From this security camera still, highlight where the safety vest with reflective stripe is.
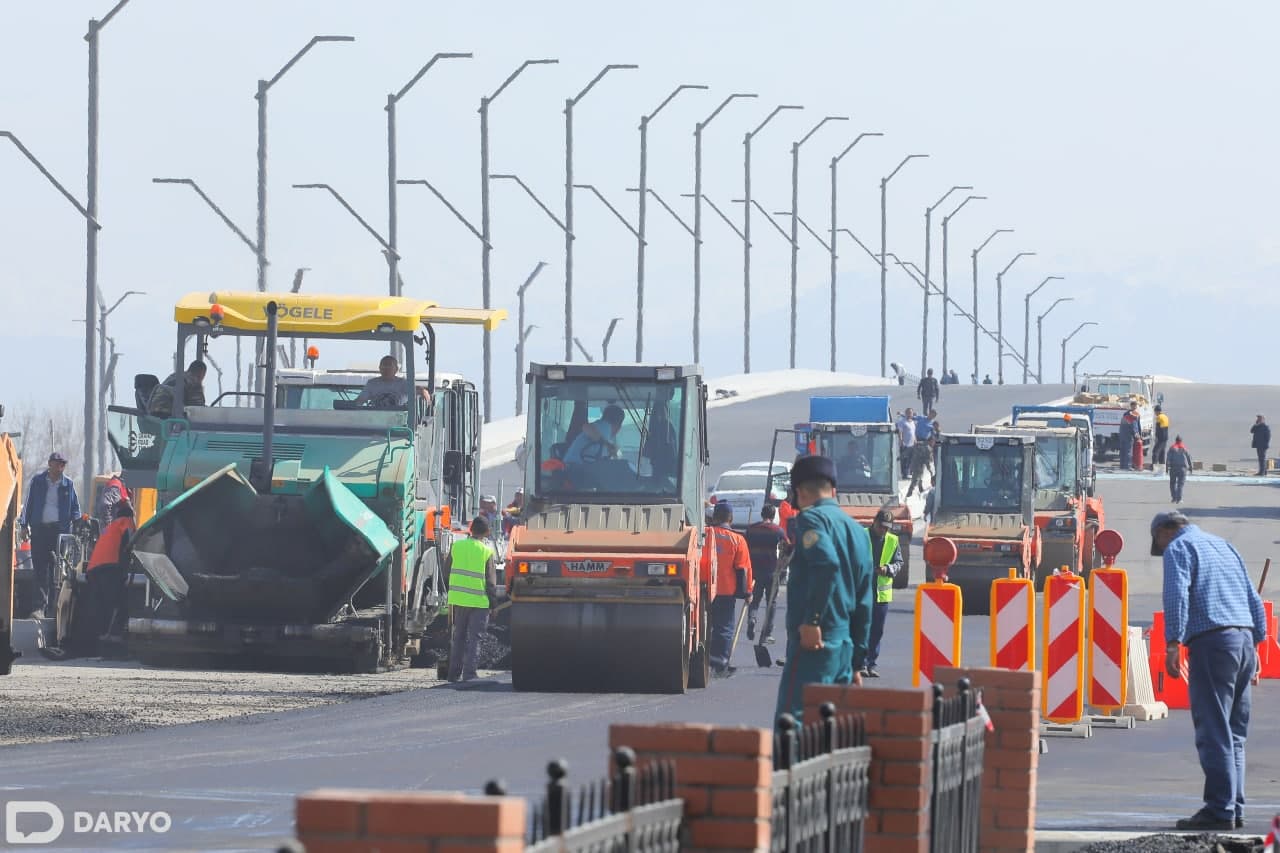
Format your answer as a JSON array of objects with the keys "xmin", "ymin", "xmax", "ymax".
[
  {"xmin": 875, "ymin": 531, "xmax": 899, "ymax": 604},
  {"xmin": 448, "ymin": 536, "xmax": 494, "ymax": 609}
]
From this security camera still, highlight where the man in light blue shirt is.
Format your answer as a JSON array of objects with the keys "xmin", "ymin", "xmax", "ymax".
[
  {"xmin": 1153, "ymin": 511, "xmax": 1267, "ymax": 832},
  {"xmin": 563, "ymin": 405, "xmax": 625, "ymax": 465}
]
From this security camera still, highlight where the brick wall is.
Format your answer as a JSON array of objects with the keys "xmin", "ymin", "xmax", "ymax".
[
  {"xmin": 608, "ymin": 723, "xmax": 772, "ymax": 853},
  {"xmin": 935, "ymin": 666, "xmax": 1041, "ymax": 853},
  {"xmin": 294, "ymin": 789, "xmax": 526, "ymax": 853},
  {"xmin": 804, "ymin": 684, "xmax": 932, "ymax": 853}
]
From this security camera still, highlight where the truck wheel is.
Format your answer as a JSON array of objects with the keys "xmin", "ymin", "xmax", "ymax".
[
  {"xmin": 659, "ymin": 606, "xmax": 690, "ymax": 694},
  {"xmin": 893, "ymin": 546, "xmax": 910, "ymax": 589},
  {"xmin": 960, "ymin": 585, "xmax": 991, "ymax": 616},
  {"xmin": 689, "ymin": 598, "xmax": 710, "ymax": 689}
]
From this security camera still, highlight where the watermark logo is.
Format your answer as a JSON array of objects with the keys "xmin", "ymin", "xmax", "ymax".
[{"xmin": 5, "ymin": 801, "xmax": 171, "ymax": 845}]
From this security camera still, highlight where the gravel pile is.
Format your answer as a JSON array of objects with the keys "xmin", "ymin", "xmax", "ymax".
[{"xmin": 1079, "ymin": 834, "xmax": 1265, "ymax": 853}]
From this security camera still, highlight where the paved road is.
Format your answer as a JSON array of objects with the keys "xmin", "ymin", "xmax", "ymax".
[{"xmin": 6, "ymin": 381, "xmax": 1279, "ymax": 850}]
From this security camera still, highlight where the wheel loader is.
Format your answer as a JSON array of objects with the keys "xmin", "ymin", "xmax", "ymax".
[
  {"xmin": 105, "ymin": 292, "xmax": 504, "ymax": 671},
  {"xmin": 506, "ymin": 363, "xmax": 712, "ymax": 693}
]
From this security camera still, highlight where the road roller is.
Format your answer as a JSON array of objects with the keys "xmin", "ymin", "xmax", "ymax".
[{"xmin": 506, "ymin": 363, "xmax": 713, "ymax": 693}]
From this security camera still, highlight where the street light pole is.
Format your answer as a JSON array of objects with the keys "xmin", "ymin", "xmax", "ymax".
[
  {"xmin": 1021, "ymin": 275, "xmax": 1063, "ymax": 383},
  {"xmin": 637, "ymin": 83, "xmax": 706, "ymax": 361},
  {"xmin": 939, "ymin": 194, "xmax": 984, "ymax": 377},
  {"xmin": 255, "ymin": 35, "xmax": 354, "ymax": 392},
  {"xmin": 694, "ymin": 93, "xmax": 757, "ymax": 364},
  {"xmin": 1072, "ymin": 344, "xmax": 1108, "ymax": 387},
  {"xmin": 478, "ymin": 58, "xmax": 556, "ymax": 417},
  {"xmin": 601, "ymin": 318, "xmax": 622, "ymax": 362},
  {"xmin": 922, "ymin": 185, "xmax": 972, "ymax": 377},
  {"xmin": 995, "ymin": 251, "xmax": 1035, "ymax": 384},
  {"xmin": 1036, "ymin": 296, "xmax": 1073, "ymax": 384},
  {"xmin": 970, "ymin": 228, "xmax": 1011, "ymax": 382},
  {"xmin": 785, "ymin": 115, "xmax": 847, "ymax": 369},
  {"xmin": 1061, "ymin": 321, "xmax": 1098, "ymax": 384},
  {"xmin": 879, "ymin": 154, "xmax": 929, "ymax": 376},
  {"xmin": 515, "ymin": 262, "xmax": 547, "ymax": 416},
  {"xmin": 97, "ymin": 289, "xmax": 143, "ymax": 467},
  {"xmin": 742, "ymin": 104, "xmax": 803, "ymax": 373},
  {"xmin": 827, "ymin": 131, "xmax": 882, "ymax": 372},
  {"xmin": 565, "ymin": 64, "xmax": 638, "ymax": 361}
]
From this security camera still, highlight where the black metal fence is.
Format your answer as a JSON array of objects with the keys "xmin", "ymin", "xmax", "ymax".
[
  {"xmin": 770, "ymin": 702, "xmax": 872, "ymax": 853},
  {"xmin": 929, "ymin": 678, "xmax": 986, "ymax": 853},
  {"xmin": 507, "ymin": 748, "xmax": 683, "ymax": 853}
]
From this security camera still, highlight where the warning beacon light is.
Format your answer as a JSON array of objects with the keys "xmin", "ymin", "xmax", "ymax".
[
  {"xmin": 209, "ymin": 303, "xmax": 225, "ymax": 325},
  {"xmin": 306, "ymin": 345, "xmax": 320, "ymax": 368},
  {"xmin": 923, "ymin": 536, "xmax": 959, "ymax": 584},
  {"xmin": 1093, "ymin": 528, "xmax": 1124, "ymax": 568}
]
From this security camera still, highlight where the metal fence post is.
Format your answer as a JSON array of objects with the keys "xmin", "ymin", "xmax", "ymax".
[
  {"xmin": 546, "ymin": 759, "xmax": 569, "ymax": 836},
  {"xmin": 613, "ymin": 747, "xmax": 636, "ymax": 813}
]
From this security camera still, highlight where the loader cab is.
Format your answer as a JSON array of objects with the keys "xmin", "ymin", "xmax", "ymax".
[
  {"xmin": 524, "ymin": 363, "xmax": 709, "ymax": 526},
  {"xmin": 973, "ymin": 425, "xmax": 1080, "ymax": 511},
  {"xmin": 808, "ymin": 423, "xmax": 899, "ymax": 494},
  {"xmin": 934, "ymin": 434, "xmax": 1035, "ymax": 520},
  {"xmin": 1011, "ymin": 406, "xmax": 1098, "ymax": 497}
]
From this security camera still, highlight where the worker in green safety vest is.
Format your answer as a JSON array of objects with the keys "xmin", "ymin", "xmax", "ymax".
[
  {"xmin": 446, "ymin": 516, "xmax": 498, "ymax": 683},
  {"xmin": 862, "ymin": 508, "xmax": 903, "ymax": 679}
]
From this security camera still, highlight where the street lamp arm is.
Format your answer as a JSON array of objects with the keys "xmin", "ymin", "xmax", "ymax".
[
  {"xmin": 489, "ymin": 58, "xmax": 559, "ymax": 102},
  {"xmin": 700, "ymin": 93, "xmax": 758, "ymax": 129},
  {"xmin": 999, "ymin": 251, "xmax": 1036, "ymax": 276},
  {"xmin": 737, "ymin": 199, "xmax": 794, "ymax": 245},
  {"xmin": 492, "ymin": 174, "xmax": 570, "ymax": 233},
  {"xmin": 293, "ymin": 183, "xmax": 398, "ymax": 257},
  {"xmin": 928, "ymin": 185, "xmax": 974, "ymax": 213},
  {"xmin": 630, "ymin": 188, "xmax": 694, "ymax": 237},
  {"xmin": 645, "ymin": 84, "xmax": 708, "ymax": 121},
  {"xmin": 2, "ymin": 132, "xmax": 100, "ymax": 227},
  {"xmin": 1064, "ymin": 321, "xmax": 1098, "ymax": 345},
  {"xmin": 886, "ymin": 153, "xmax": 928, "ymax": 183},
  {"xmin": 833, "ymin": 131, "xmax": 884, "ymax": 164},
  {"xmin": 574, "ymin": 184, "xmax": 642, "ymax": 240},
  {"xmin": 688, "ymin": 193, "xmax": 746, "ymax": 242},
  {"xmin": 265, "ymin": 36, "xmax": 355, "ymax": 90},
  {"xmin": 105, "ymin": 289, "xmax": 144, "ymax": 317},
  {"xmin": 797, "ymin": 115, "xmax": 848, "ymax": 147},
  {"xmin": 397, "ymin": 178, "xmax": 490, "ymax": 246},
  {"xmin": 975, "ymin": 227, "xmax": 1013, "ymax": 255},
  {"xmin": 942, "ymin": 194, "xmax": 986, "ymax": 224},
  {"xmin": 153, "ymin": 177, "xmax": 258, "ymax": 254},
  {"xmin": 775, "ymin": 211, "xmax": 831, "ymax": 252},
  {"xmin": 516, "ymin": 261, "xmax": 548, "ymax": 297},
  {"xmin": 1027, "ymin": 274, "xmax": 1065, "ymax": 301},
  {"xmin": 91, "ymin": 0, "xmax": 133, "ymax": 34},
  {"xmin": 838, "ymin": 228, "xmax": 882, "ymax": 266},
  {"xmin": 394, "ymin": 52, "xmax": 472, "ymax": 103},
  {"xmin": 749, "ymin": 104, "xmax": 804, "ymax": 137},
  {"xmin": 1039, "ymin": 296, "xmax": 1074, "ymax": 321},
  {"xmin": 572, "ymin": 64, "xmax": 638, "ymax": 105}
]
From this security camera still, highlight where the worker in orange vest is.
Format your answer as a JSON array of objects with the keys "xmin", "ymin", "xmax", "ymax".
[
  {"xmin": 701, "ymin": 502, "xmax": 752, "ymax": 676},
  {"xmin": 56, "ymin": 501, "xmax": 136, "ymax": 658}
]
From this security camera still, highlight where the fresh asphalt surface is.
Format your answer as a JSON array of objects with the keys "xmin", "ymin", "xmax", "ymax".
[{"xmin": 5, "ymin": 381, "xmax": 1280, "ymax": 850}]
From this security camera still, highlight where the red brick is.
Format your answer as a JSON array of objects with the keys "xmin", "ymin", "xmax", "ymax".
[
  {"xmin": 676, "ymin": 785, "xmax": 709, "ymax": 816},
  {"xmin": 868, "ymin": 736, "xmax": 930, "ymax": 762},
  {"xmin": 710, "ymin": 727, "xmax": 772, "ymax": 757},
  {"xmin": 365, "ymin": 796, "xmax": 524, "ymax": 839},
  {"xmin": 987, "ymin": 747, "xmax": 1039, "ymax": 770},
  {"xmin": 996, "ymin": 768, "xmax": 1037, "ymax": 790},
  {"xmin": 436, "ymin": 842, "xmax": 524, "ymax": 853},
  {"xmin": 709, "ymin": 788, "xmax": 772, "ymax": 818},
  {"xmin": 981, "ymin": 827, "xmax": 1035, "ymax": 849},
  {"xmin": 880, "ymin": 711, "xmax": 930, "ymax": 737},
  {"xmin": 983, "ymin": 686, "xmax": 1041, "ymax": 711},
  {"xmin": 987, "ymin": 709, "xmax": 1040, "ymax": 732},
  {"xmin": 998, "ymin": 729, "xmax": 1038, "ymax": 750},
  {"xmin": 609, "ymin": 723, "xmax": 712, "ymax": 754},
  {"xmin": 841, "ymin": 685, "xmax": 932, "ymax": 712},
  {"xmin": 984, "ymin": 786, "xmax": 1034, "ymax": 810},
  {"xmin": 802, "ymin": 684, "xmax": 851, "ymax": 708},
  {"xmin": 996, "ymin": 805, "xmax": 1035, "ymax": 830},
  {"xmin": 297, "ymin": 794, "xmax": 367, "ymax": 835},
  {"xmin": 935, "ymin": 665, "xmax": 1040, "ymax": 692},
  {"xmin": 688, "ymin": 817, "xmax": 770, "ymax": 849},
  {"xmin": 880, "ymin": 760, "xmax": 930, "ymax": 786},
  {"xmin": 870, "ymin": 784, "xmax": 929, "ymax": 811},
  {"xmin": 865, "ymin": 837, "xmax": 928, "ymax": 853},
  {"xmin": 670, "ymin": 755, "xmax": 772, "ymax": 786},
  {"xmin": 299, "ymin": 840, "xmax": 422, "ymax": 853},
  {"xmin": 879, "ymin": 809, "xmax": 929, "ymax": 835}
]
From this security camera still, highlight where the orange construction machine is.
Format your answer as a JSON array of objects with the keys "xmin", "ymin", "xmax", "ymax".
[
  {"xmin": 506, "ymin": 363, "xmax": 713, "ymax": 693},
  {"xmin": 924, "ymin": 433, "xmax": 1041, "ymax": 614},
  {"xmin": 1, "ymin": 404, "xmax": 21, "ymax": 675}
]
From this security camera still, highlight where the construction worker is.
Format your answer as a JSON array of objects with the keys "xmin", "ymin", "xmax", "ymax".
[
  {"xmin": 445, "ymin": 516, "xmax": 498, "ymax": 683},
  {"xmin": 564, "ymin": 404, "xmax": 625, "ymax": 464},
  {"xmin": 17, "ymin": 451, "xmax": 82, "ymax": 618},
  {"xmin": 502, "ymin": 489, "xmax": 524, "ymax": 537},
  {"xmin": 58, "ymin": 500, "xmax": 136, "ymax": 658},
  {"xmin": 1153, "ymin": 511, "xmax": 1266, "ymax": 831},
  {"xmin": 895, "ymin": 408, "xmax": 916, "ymax": 479},
  {"xmin": 917, "ymin": 368, "xmax": 940, "ymax": 414},
  {"xmin": 1152, "ymin": 405, "xmax": 1170, "ymax": 469},
  {"xmin": 744, "ymin": 504, "xmax": 789, "ymax": 644},
  {"xmin": 1118, "ymin": 402, "xmax": 1139, "ymax": 470},
  {"xmin": 1250, "ymin": 415, "xmax": 1270, "ymax": 476},
  {"xmin": 148, "ymin": 360, "xmax": 207, "ymax": 417},
  {"xmin": 982, "ymin": 374, "xmax": 993, "ymax": 385},
  {"xmin": 862, "ymin": 508, "xmax": 902, "ymax": 678},
  {"xmin": 1167, "ymin": 435, "xmax": 1192, "ymax": 504},
  {"xmin": 775, "ymin": 456, "xmax": 874, "ymax": 721},
  {"xmin": 94, "ymin": 472, "xmax": 128, "ymax": 525},
  {"xmin": 702, "ymin": 502, "xmax": 752, "ymax": 676}
]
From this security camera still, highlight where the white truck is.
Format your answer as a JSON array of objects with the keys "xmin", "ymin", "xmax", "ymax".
[{"xmin": 1072, "ymin": 374, "xmax": 1162, "ymax": 460}]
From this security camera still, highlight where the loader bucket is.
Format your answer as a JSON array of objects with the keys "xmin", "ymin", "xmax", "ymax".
[
  {"xmin": 509, "ymin": 580, "xmax": 689, "ymax": 694},
  {"xmin": 130, "ymin": 464, "xmax": 397, "ymax": 624}
]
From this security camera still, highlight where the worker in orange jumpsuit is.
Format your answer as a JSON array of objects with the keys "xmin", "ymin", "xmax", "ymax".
[{"xmin": 701, "ymin": 501, "xmax": 752, "ymax": 676}]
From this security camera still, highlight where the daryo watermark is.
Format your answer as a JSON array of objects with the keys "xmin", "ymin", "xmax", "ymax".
[{"xmin": 5, "ymin": 801, "xmax": 171, "ymax": 845}]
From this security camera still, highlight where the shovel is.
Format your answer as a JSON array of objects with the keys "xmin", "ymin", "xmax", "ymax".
[{"xmin": 754, "ymin": 550, "xmax": 791, "ymax": 667}]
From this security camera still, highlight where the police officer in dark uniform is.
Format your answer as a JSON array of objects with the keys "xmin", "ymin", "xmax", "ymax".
[{"xmin": 775, "ymin": 456, "xmax": 875, "ymax": 721}]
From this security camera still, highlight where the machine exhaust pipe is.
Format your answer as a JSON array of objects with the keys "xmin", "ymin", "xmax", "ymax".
[{"xmin": 254, "ymin": 300, "xmax": 279, "ymax": 493}]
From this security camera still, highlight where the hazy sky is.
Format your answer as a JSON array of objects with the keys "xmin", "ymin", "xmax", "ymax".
[{"xmin": 3, "ymin": 1, "xmax": 1278, "ymax": 420}]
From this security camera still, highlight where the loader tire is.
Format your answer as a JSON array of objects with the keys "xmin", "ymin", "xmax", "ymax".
[{"xmin": 689, "ymin": 599, "xmax": 710, "ymax": 689}]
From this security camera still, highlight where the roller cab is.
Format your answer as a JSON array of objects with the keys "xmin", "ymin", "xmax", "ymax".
[{"xmin": 508, "ymin": 363, "xmax": 710, "ymax": 693}]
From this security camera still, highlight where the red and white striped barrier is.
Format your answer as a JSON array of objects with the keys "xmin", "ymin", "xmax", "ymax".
[
  {"xmin": 914, "ymin": 538, "xmax": 963, "ymax": 687},
  {"xmin": 1088, "ymin": 566, "xmax": 1129, "ymax": 711},
  {"xmin": 1043, "ymin": 569, "xmax": 1087, "ymax": 725},
  {"xmin": 990, "ymin": 568, "xmax": 1034, "ymax": 671}
]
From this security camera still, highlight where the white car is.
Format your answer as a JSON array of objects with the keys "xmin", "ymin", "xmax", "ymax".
[{"xmin": 709, "ymin": 463, "xmax": 790, "ymax": 527}]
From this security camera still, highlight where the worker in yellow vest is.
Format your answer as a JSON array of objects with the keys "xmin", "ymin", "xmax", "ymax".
[
  {"xmin": 446, "ymin": 516, "xmax": 498, "ymax": 683},
  {"xmin": 862, "ymin": 508, "xmax": 903, "ymax": 678}
]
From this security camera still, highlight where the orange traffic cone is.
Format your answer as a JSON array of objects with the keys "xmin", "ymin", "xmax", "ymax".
[{"xmin": 1148, "ymin": 612, "xmax": 1190, "ymax": 709}]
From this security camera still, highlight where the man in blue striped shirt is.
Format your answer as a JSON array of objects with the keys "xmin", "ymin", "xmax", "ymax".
[{"xmin": 1153, "ymin": 511, "xmax": 1267, "ymax": 831}]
